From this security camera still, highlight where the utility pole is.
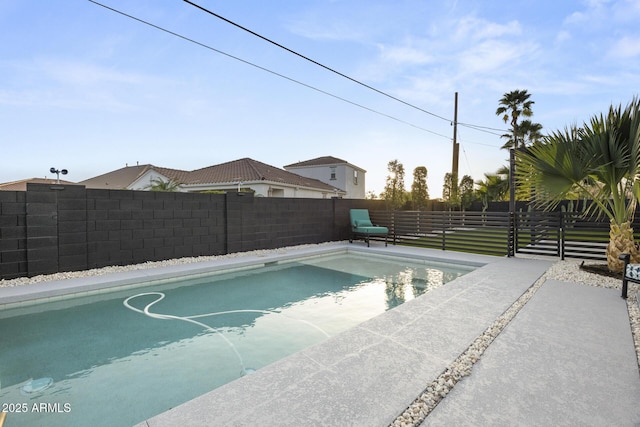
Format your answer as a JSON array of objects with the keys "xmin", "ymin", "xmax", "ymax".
[{"xmin": 451, "ymin": 92, "xmax": 459, "ymax": 208}]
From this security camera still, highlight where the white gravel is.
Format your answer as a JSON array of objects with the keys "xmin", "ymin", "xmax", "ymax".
[{"xmin": 0, "ymin": 242, "xmax": 337, "ymax": 288}]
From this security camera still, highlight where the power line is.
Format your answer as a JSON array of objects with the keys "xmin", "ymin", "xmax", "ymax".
[
  {"xmin": 183, "ymin": 0, "xmax": 512, "ymax": 138},
  {"xmin": 458, "ymin": 122, "xmax": 507, "ymax": 136},
  {"xmin": 88, "ymin": 0, "xmax": 452, "ymax": 140},
  {"xmin": 183, "ymin": 0, "xmax": 453, "ymax": 123},
  {"xmin": 460, "ymin": 143, "xmax": 474, "ymax": 177},
  {"xmin": 458, "ymin": 136, "xmax": 503, "ymax": 148},
  {"xmin": 92, "ymin": 0, "xmax": 506, "ymax": 144}
]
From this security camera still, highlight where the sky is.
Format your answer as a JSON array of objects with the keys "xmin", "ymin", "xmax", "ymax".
[{"xmin": 2, "ymin": 0, "xmax": 639, "ymax": 198}]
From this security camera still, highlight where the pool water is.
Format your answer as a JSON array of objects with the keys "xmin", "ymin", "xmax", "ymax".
[{"xmin": 0, "ymin": 252, "xmax": 474, "ymax": 426}]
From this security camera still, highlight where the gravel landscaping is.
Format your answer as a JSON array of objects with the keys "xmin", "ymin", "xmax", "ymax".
[{"xmin": 0, "ymin": 243, "xmax": 337, "ymax": 288}]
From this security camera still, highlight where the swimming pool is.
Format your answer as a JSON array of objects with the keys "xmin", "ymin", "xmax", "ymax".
[{"xmin": 0, "ymin": 250, "xmax": 475, "ymax": 427}]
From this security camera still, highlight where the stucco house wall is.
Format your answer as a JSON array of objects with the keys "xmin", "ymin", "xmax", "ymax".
[
  {"xmin": 285, "ymin": 161, "xmax": 366, "ymax": 199},
  {"xmin": 79, "ymin": 158, "xmax": 348, "ymax": 198},
  {"xmin": 129, "ymin": 170, "xmax": 179, "ymax": 191}
]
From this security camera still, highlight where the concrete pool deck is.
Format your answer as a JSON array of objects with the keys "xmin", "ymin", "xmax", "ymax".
[
  {"xmin": 423, "ymin": 277, "xmax": 640, "ymax": 426},
  {"xmin": 2, "ymin": 242, "xmax": 639, "ymax": 426},
  {"xmin": 134, "ymin": 245, "xmax": 640, "ymax": 427}
]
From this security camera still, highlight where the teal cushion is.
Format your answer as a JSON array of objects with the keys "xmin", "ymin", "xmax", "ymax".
[
  {"xmin": 355, "ymin": 219, "xmax": 373, "ymax": 227},
  {"xmin": 355, "ymin": 226, "xmax": 388, "ymax": 234}
]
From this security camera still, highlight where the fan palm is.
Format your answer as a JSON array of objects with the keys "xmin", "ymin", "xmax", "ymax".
[
  {"xmin": 475, "ymin": 167, "xmax": 510, "ymax": 202},
  {"xmin": 146, "ymin": 177, "xmax": 181, "ymax": 192},
  {"xmin": 500, "ymin": 120, "xmax": 543, "ymax": 150},
  {"xmin": 496, "ymin": 89, "xmax": 534, "ymax": 149},
  {"xmin": 517, "ymin": 98, "xmax": 640, "ymax": 271}
]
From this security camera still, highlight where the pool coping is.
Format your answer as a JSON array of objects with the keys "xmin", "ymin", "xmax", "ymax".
[
  {"xmin": 1, "ymin": 243, "xmax": 550, "ymax": 426},
  {"xmin": 0, "ymin": 242, "xmax": 490, "ymax": 308}
]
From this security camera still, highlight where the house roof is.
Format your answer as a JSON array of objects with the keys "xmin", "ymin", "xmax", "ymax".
[
  {"xmin": 79, "ymin": 164, "xmax": 150, "ymax": 189},
  {"xmin": 79, "ymin": 164, "xmax": 191, "ymax": 189},
  {"xmin": 0, "ymin": 177, "xmax": 77, "ymax": 191},
  {"xmin": 80, "ymin": 158, "xmax": 344, "ymax": 193},
  {"xmin": 283, "ymin": 156, "xmax": 366, "ymax": 172},
  {"xmin": 187, "ymin": 158, "xmax": 340, "ymax": 191},
  {"xmin": 284, "ymin": 156, "xmax": 348, "ymax": 168}
]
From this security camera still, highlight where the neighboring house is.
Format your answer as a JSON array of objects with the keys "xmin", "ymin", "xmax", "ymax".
[
  {"xmin": 80, "ymin": 164, "xmax": 191, "ymax": 191},
  {"xmin": 79, "ymin": 158, "xmax": 346, "ymax": 198},
  {"xmin": 0, "ymin": 177, "xmax": 77, "ymax": 191},
  {"xmin": 283, "ymin": 156, "xmax": 366, "ymax": 199}
]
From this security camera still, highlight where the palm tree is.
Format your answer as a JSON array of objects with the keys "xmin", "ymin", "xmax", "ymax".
[
  {"xmin": 146, "ymin": 177, "xmax": 181, "ymax": 192},
  {"xmin": 496, "ymin": 89, "xmax": 535, "ymax": 150},
  {"xmin": 517, "ymin": 98, "xmax": 640, "ymax": 272},
  {"xmin": 475, "ymin": 167, "xmax": 510, "ymax": 202},
  {"xmin": 500, "ymin": 120, "xmax": 543, "ymax": 150}
]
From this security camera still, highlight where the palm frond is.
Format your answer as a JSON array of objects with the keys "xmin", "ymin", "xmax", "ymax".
[{"xmin": 520, "ymin": 97, "xmax": 640, "ymax": 225}]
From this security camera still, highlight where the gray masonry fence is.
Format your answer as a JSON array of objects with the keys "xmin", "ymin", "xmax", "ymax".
[
  {"xmin": 0, "ymin": 184, "xmax": 384, "ymax": 279},
  {"xmin": 1, "ymin": 183, "xmax": 637, "ymax": 280}
]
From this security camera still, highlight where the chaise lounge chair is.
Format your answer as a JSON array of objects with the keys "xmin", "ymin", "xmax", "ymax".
[{"xmin": 349, "ymin": 209, "xmax": 389, "ymax": 247}]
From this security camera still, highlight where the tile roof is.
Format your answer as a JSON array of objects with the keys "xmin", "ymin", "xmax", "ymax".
[
  {"xmin": 0, "ymin": 178, "xmax": 77, "ymax": 191},
  {"xmin": 187, "ymin": 158, "xmax": 341, "ymax": 191},
  {"xmin": 79, "ymin": 158, "xmax": 343, "ymax": 192},
  {"xmin": 283, "ymin": 156, "xmax": 349, "ymax": 168},
  {"xmin": 79, "ymin": 164, "xmax": 151, "ymax": 189},
  {"xmin": 78, "ymin": 164, "xmax": 192, "ymax": 189}
]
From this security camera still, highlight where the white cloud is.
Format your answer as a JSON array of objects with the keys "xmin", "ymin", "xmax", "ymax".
[
  {"xmin": 609, "ymin": 35, "xmax": 640, "ymax": 58},
  {"xmin": 457, "ymin": 39, "xmax": 537, "ymax": 75},
  {"xmin": 555, "ymin": 30, "xmax": 572, "ymax": 43},
  {"xmin": 286, "ymin": 21, "xmax": 365, "ymax": 42},
  {"xmin": 558, "ymin": 1, "xmax": 640, "ymax": 64},
  {"xmin": 0, "ymin": 58, "xmax": 173, "ymax": 112},
  {"xmin": 38, "ymin": 59, "xmax": 146, "ymax": 86},
  {"xmin": 355, "ymin": 10, "xmax": 542, "ymax": 113},
  {"xmin": 562, "ymin": 0, "xmax": 638, "ymax": 27},
  {"xmin": 377, "ymin": 45, "xmax": 432, "ymax": 65},
  {"xmin": 453, "ymin": 16, "xmax": 522, "ymax": 42},
  {"xmin": 612, "ymin": 0, "xmax": 640, "ymax": 21},
  {"xmin": 563, "ymin": 0, "xmax": 607, "ymax": 25},
  {"xmin": 564, "ymin": 10, "xmax": 588, "ymax": 24},
  {"xmin": 0, "ymin": 86, "xmax": 138, "ymax": 112},
  {"xmin": 582, "ymin": 72, "xmax": 631, "ymax": 85},
  {"xmin": 354, "ymin": 36, "xmax": 436, "ymax": 83}
]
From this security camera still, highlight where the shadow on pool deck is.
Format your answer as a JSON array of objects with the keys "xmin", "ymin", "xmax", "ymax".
[{"xmin": 131, "ymin": 244, "xmax": 640, "ymax": 427}]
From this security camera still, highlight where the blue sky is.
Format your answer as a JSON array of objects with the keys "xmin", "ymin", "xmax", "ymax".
[{"xmin": 2, "ymin": 0, "xmax": 639, "ymax": 198}]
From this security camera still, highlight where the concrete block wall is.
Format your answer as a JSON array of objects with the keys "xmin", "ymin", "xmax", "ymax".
[
  {"xmin": 0, "ymin": 190, "xmax": 27, "ymax": 278},
  {"xmin": 25, "ymin": 184, "xmax": 60, "ymax": 276},
  {"xmin": 243, "ymin": 197, "xmax": 335, "ymax": 251},
  {"xmin": 0, "ymin": 184, "xmax": 386, "ymax": 279},
  {"xmin": 58, "ymin": 185, "xmax": 88, "ymax": 273},
  {"xmin": 85, "ymin": 189, "xmax": 227, "ymax": 269}
]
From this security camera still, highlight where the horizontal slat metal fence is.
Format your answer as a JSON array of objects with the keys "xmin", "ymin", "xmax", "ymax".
[
  {"xmin": 370, "ymin": 209, "xmax": 640, "ymax": 262},
  {"xmin": 560, "ymin": 213, "xmax": 610, "ymax": 261},
  {"xmin": 516, "ymin": 212, "xmax": 637, "ymax": 261},
  {"xmin": 369, "ymin": 211, "xmax": 511, "ymax": 256},
  {"xmin": 514, "ymin": 211, "xmax": 562, "ymax": 257}
]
